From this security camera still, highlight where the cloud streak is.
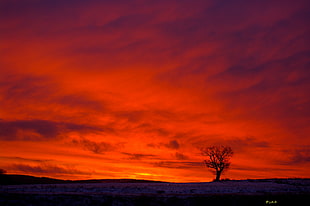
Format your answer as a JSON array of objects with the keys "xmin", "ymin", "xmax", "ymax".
[
  {"xmin": 11, "ymin": 163, "xmax": 90, "ymax": 176},
  {"xmin": 0, "ymin": 119, "xmax": 103, "ymax": 141},
  {"xmin": 122, "ymin": 153, "xmax": 157, "ymax": 160},
  {"xmin": 72, "ymin": 138, "xmax": 116, "ymax": 154}
]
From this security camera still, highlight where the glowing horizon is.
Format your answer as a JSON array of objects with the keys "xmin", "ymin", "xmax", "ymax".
[{"xmin": 0, "ymin": 0, "xmax": 309, "ymax": 182}]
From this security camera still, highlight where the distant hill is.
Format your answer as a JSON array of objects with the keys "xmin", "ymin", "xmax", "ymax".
[
  {"xmin": 0, "ymin": 174, "xmax": 68, "ymax": 185},
  {"xmin": 73, "ymin": 179, "xmax": 167, "ymax": 184},
  {"xmin": 0, "ymin": 174, "xmax": 166, "ymax": 185}
]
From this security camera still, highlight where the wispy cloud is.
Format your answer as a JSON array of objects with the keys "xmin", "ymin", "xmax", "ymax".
[
  {"xmin": 11, "ymin": 163, "xmax": 90, "ymax": 175},
  {"xmin": 147, "ymin": 140, "xmax": 180, "ymax": 150},
  {"xmin": 122, "ymin": 152, "xmax": 157, "ymax": 160},
  {"xmin": 71, "ymin": 138, "xmax": 117, "ymax": 154},
  {"xmin": 162, "ymin": 140, "xmax": 180, "ymax": 150},
  {"xmin": 0, "ymin": 119, "xmax": 103, "ymax": 141},
  {"xmin": 175, "ymin": 152, "xmax": 189, "ymax": 160},
  {"xmin": 153, "ymin": 161, "xmax": 203, "ymax": 169}
]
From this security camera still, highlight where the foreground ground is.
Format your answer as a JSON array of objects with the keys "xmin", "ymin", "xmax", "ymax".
[{"xmin": 0, "ymin": 179, "xmax": 309, "ymax": 206}]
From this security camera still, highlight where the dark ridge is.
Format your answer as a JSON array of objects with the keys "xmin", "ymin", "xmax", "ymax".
[
  {"xmin": 0, "ymin": 174, "xmax": 167, "ymax": 185},
  {"xmin": 0, "ymin": 174, "xmax": 67, "ymax": 185},
  {"xmin": 1, "ymin": 173, "xmax": 308, "ymax": 185},
  {"xmin": 73, "ymin": 179, "xmax": 167, "ymax": 184}
]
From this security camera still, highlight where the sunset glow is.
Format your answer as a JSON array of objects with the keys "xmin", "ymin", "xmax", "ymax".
[{"xmin": 0, "ymin": 0, "xmax": 309, "ymax": 182}]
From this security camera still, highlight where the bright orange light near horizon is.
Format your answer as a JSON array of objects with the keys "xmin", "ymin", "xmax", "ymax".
[{"xmin": 0, "ymin": 0, "xmax": 309, "ymax": 182}]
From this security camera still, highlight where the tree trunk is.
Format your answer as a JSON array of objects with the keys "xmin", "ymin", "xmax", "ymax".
[{"xmin": 215, "ymin": 171, "xmax": 221, "ymax": 181}]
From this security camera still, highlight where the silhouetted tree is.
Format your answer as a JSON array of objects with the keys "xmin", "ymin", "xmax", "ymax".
[{"xmin": 201, "ymin": 145, "xmax": 233, "ymax": 181}]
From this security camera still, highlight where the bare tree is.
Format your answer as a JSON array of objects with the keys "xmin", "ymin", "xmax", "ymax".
[{"xmin": 201, "ymin": 145, "xmax": 233, "ymax": 181}]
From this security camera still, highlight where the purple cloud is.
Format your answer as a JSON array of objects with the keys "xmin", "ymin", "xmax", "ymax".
[
  {"xmin": 72, "ymin": 138, "xmax": 115, "ymax": 154},
  {"xmin": 122, "ymin": 152, "xmax": 157, "ymax": 160},
  {"xmin": 0, "ymin": 119, "xmax": 103, "ymax": 141},
  {"xmin": 11, "ymin": 163, "xmax": 89, "ymax": 175}
]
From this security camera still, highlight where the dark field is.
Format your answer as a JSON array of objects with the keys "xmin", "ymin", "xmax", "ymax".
[{"xmin": 1, "ymin": 179, "xmax": 309, "ymax": 206}]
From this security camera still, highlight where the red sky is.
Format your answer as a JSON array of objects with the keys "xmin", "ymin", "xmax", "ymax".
[{"xmin": 0, "ymin": 0, "xmax": 309, "ymax": 182}]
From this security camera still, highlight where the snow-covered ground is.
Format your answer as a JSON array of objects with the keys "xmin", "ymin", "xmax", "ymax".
[
  {"xmin": 1, "ymin": 179, "xmax": 309, "ymax": 196},
  {"xmin": 1, "ymin": 179, "xmax": 309, "ymax": 206}
]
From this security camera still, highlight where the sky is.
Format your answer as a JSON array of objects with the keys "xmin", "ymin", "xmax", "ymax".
[{"xmin": 0, "ymin": 0, "xmax": 309, "ymax": 182}]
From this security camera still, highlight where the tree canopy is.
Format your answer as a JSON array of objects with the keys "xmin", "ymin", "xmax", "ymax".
[{"xmin": 201, "ymin": 145, "xmax": 233, "ymax": 181}]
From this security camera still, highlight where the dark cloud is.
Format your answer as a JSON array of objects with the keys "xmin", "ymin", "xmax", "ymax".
[
  {"xmin": 72, "ymin": 138, "xmax": 115, "ymax": 154},
  {"xmin": 153, "ymin": 161, "xmax": 202, "ymax": 169},
  {"xmin": 0, "ymin": 74, "xmax": 55, "ymax": 103},
  {"xmin": 226, "ymin": 137, "xmax": 269, "ymax": 152},
  {"xmin": 132, "ymin": 122, "xmax": 174, "ymax": 138},
  {"xmin": 114, "ymin": 110, "xmax": 146, "ymax": 123},
  {"xmin": 193, "ymin": 136, "xmax": 269, "ymax": 153},
  {"xmin": 122, "ymin": 152, "xmax": 156, "ymax": 160},
  {"xmin": 232, "ymin": 165, "xmax": 297, "ymax": 172},
  {"xmin": 150, "ymin": 128, "xmax": 171, "ymax": 137},
  {"xmin": 0, "ymin": 156, "xmax": 52, "ymax": 163},
  {"xmin": 211, "ymin": 51, "xmax": 310, "ymax": 94},
  {"xmin": 208, "ymin": 51, "xmax": 310, "ymax": 138},
  {"xmin": 0, "ymin": 119, "xmax": 103, "ymax": 141},
  {"xmin": 288, "ymin": 149, "xmax": 310, "ymax": 165},
  {"xmin": 11, "ymin": 163, "xmax": 89, "ymax": 175},
  {"xmin": 146, "ymin": 143, "xmax": 157, "ymax": 148},
  {"xmin": 175, "ymin": 152, "xmax": 188, "ymax": 160},
  {"xmin": 156, "ymin": 0, "xmax": 310, "ymax": 100},
  {"xmin": 0, "ymin": 0, "xmax": 87, "ymax": 33},
  {"xmin": 147, "ymin": 140, "xmax": 181, "ymax": 150},
  {"xmin": 0, "ymin": 0, "xmax": 212, "ymax": 73},
  {"xmin": 0, "ymin": 74, "xmax": 107, "ymax": 115},
  {"xmin": 0, "ymin": 119, "xmax": 59, "ymax": 140},
  {"xmin": 163, "ymin": 140, "xmax": 180, "ymax": 150},
  {"xmin": 280, "ymin": 147, "xmax": 310, "ymax": 165},
  {"xmin": 114, "ymin": 109, "xmax": 178, "ymax": 124},
  {"xmin": 57, "ymin": 94, "xmax": 106, "ymax": 112}
]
